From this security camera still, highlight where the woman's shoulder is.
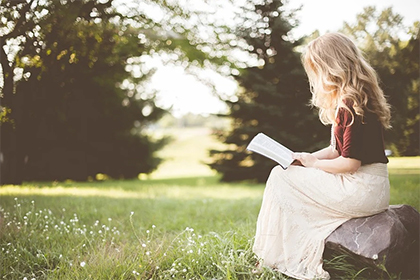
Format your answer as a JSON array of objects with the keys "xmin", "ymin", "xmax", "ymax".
[
  {"xmin": 337, "ymin": 99, "xmax": 361, "ymax": 126},
  {"xmin": 337, "ymin": 99, "xmax": 379, "ymax": 127}
]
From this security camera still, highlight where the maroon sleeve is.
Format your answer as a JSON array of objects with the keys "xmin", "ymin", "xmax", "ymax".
[{"xmin": 339, "ymin": 108, "xmax": 364, "ymax": 161}]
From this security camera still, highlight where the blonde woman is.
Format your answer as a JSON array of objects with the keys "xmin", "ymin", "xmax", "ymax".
[{"xmin": 252, "ymin": 32, "xmax": 391, "ymax": 280}]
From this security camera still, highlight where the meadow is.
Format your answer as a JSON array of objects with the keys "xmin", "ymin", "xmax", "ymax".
[{"xmin": 0, "ymin": 128, "xmax": 419, "ymax": 280}]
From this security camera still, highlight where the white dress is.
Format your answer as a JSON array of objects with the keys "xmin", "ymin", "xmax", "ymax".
[{"xmin": 252, "ymin": 163, "xmax": 390, "ymax": 280}]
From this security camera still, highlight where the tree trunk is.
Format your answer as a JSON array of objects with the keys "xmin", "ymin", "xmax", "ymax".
[{"xmin": 0, "ymin": 42, "xmax": 23, "ymax": 185}]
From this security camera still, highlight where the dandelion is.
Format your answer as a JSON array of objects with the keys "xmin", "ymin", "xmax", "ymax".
[
  {"xmin": 146, "ymin": 230, "xmax": 150, "ymax": 234},
  {"xmin": 130, "ymin": 211, "xmax": 134, "ymax": 216},
  {"xmin": 80, "ymin": 261, "xmax": 86, "ymax": 267},
  {"xmin": 108, "ymin": 218, "xmax": 112, "ymax": 222},
  {"xmin": 152, "ymin": 225, "xmax": 156, "ymax": 229},
  {"xmin": 142, "ymin": 244, "xmax": 146, "ymax": 248}
]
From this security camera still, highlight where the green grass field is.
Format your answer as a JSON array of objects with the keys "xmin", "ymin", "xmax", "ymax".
[{"xmin": 1, "ymin": 128, "xmax": 419, "ymax": 279}]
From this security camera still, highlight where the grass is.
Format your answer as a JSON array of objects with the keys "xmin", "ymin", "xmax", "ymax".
[
  {"xmin": 0, "ymin": 178, "xmax": 265, "ymax": 280},
  {"xmin": 0, "ymin": 128, "xmax": 419, "ymax": 279}
]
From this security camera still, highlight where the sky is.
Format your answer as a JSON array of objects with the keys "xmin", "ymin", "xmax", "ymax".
[{"xmin": 150, "ymin": 0, "xmax": 420, "ymax": 117}]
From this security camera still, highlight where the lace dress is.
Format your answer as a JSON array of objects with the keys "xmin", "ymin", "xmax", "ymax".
[{"xmin": 253, "ymin": 162, "xmax": 389, "ymax": 279}]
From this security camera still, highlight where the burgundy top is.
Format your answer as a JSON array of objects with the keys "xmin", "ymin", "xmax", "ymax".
[{"xmin": 333, "ymin": 105, "xmax": 388, "ymax": 165}]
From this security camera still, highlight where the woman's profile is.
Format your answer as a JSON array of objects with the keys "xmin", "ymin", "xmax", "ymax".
[{"xmin": 252, "ymin": 32, "xmax": 391, "ymax": 280}]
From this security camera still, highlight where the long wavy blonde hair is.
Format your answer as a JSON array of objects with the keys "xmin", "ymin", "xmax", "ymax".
[{"xmin": 302, "ymin": 32, "xmax": 391, "ymax": 128}]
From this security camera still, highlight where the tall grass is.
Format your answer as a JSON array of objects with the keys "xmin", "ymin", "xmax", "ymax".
[{"xmin": 0, "ymin": 179, "xmax": 267, "ymax": 280}]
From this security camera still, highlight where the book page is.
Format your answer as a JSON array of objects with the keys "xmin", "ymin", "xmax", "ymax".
[{"xmin": 246, "ymin": 133, "xmax": 294, "ymax": 169}]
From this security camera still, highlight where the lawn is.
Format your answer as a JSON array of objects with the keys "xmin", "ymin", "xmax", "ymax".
[{"xmin": 0, "ymin": 128, "xmax": 419, "ymax": 279}]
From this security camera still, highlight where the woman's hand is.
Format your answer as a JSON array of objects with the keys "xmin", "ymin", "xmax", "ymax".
[
  {"xmin": 292, "ymin": 152, "xmax": 319, "ymax": 168},
  {"xmin": 293, "ymin": 153, "xmax": 362, "ymax": 174}
]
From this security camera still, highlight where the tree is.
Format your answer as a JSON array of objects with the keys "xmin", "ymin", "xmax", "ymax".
[
  {"xmin": 209, "ymin": 0, "xmax": 328, "ymax": 182},
  {"xmin": 20, "ymin": 16, "xmax": 171, "ymax": 181},
  {"xmin": 341, "ymin": 7, "xmax": 419, "ymax": 156},
  {"xmin": 1, "ymin": 0, "xmax": 206, "ymax": 183}
]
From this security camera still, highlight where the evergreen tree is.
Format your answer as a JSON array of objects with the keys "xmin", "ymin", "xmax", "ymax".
[
  {"xmin": 0, "ymin": 0, "xmax": 169, "ymax": 183},
  {"xmin": 210, "ymin": 0, "xmax": 328, "ymax": 182}
]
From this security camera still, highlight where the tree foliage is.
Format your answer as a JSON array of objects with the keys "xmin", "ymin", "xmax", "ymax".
[
  {"xmin": 209, "ymin": 0, "xmax": 329, "ymax": 182},
  {"xmin": 0, "ymin": 0, "xmax": 210, "ymax": 183},
  {"xmin": 341, "ymin": 6, "xmax": 419, "ymax": 156}
]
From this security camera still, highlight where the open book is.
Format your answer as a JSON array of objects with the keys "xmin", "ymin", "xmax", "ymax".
[{"xmin": 246, "ymin": 133, "xmax": 295, "ymax": 170}]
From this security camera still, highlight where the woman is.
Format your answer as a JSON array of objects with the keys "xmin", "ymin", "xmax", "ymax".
[{"xmin": 252, "ymin": 32, "xmax": 391, "ymax": 280}]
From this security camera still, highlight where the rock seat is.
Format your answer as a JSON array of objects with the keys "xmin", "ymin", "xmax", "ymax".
[{"xmin": 324, "ymin": 205, "xmax": 419, "ymax": 279}]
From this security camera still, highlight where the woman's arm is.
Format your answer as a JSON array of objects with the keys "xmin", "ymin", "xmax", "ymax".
[
  {"xmin": 311, "ymin": 146, "xmax": 339, "ymax": 160},
  {"xmin": 293, "ymin": 152, "xmax": 361, "ymax": 174}
]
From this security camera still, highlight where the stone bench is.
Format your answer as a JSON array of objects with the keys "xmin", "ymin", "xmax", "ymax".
[{"xmin": 324, "ymin": 205, "xmax": 419, "ymax": 279}]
